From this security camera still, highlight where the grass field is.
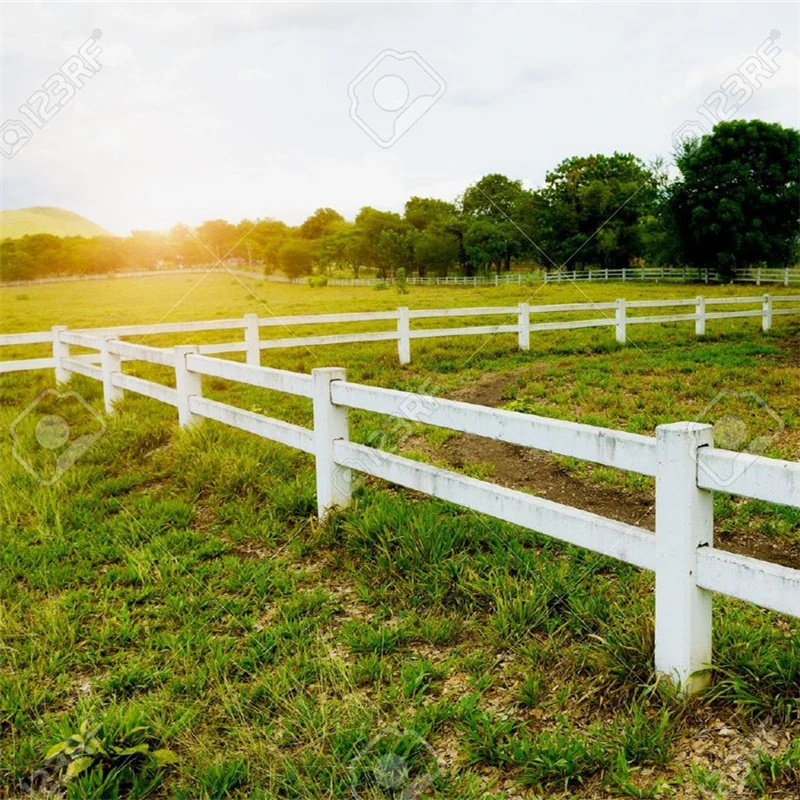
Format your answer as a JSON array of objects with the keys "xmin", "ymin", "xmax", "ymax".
[{"xmin": 1, "ymin": 274, "xmax": 799, "ymax": 799}]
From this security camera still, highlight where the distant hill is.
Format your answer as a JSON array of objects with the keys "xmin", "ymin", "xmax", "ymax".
[{"xmin": 0, "ymin": 207, "xmax": 110, "ymax": 239}]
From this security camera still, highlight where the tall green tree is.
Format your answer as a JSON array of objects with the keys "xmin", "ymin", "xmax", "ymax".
[
  {"xmin": 404, "ymin": 197, "xmax": 458, "ymax": 231},
  {"xmin": 536, "ymin": 153, "xmax": 659, "ymax": 269},
  {"xmin": 404, "ymin": 196, "xmax": 462, "ymax": 276},
  {"xmin": 195, "ymin": 219, "xmax": 238, "ymax": 260},
  {"xmin": 278, "ymin": 239, "xmax": 316, "ymax": 278},
  {"xmin": 461, "ymin": 174, "xmax": 533, "ymax": 270},
  {"xmin": 353, "ymin": 207, "xmax": 409, "ymax": 277},
  {"xmin": 463, "ymin": 219, "xmax": 510, "ymax": 272},
  {"xmin": 413, "ymin": 229, "xmax": 460, "ymax": 277},
  {"xmin": 668, "ymin": 120, "xmax": 800, "ymax": 277},
  {"xmin": 298, "ymin": 208, "xmax": 345, "ymax": 240}
]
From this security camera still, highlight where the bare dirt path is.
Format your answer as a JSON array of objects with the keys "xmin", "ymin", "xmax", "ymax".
[{"xmin": 405, "ymin": 367, "xmax": 800, "ymax": 570}]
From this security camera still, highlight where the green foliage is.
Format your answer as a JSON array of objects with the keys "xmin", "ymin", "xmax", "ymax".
[
  {"xmin": 463, "ymin": 219, "xmax": 512, "ymax": 272},
  {"xmin": 298, "ymin": 207, "xmax": 344, "ymax": 240},
  {"xmin": 308, "ymin": 275, "xmax": 328, "ymax": 288},
  {"xmin": 394, "ymin": 266, "xmax": 408, "ymax": 294},
  {"xmin": 668, "ymin": 120, "xmax": 800, "ymax": 277},
  {"xmin": 536, "ymin": 152, "xmax": 661, "ymax": 270},
  {"xmin": 746, "ymin": 739, "xmax": 800, "ymax": 795},
  {"xmin": 36, "ymin": 717, "xmax": 176, "ymax": 796},
  {"xmin": 278, "ymin": 238, "xmax": 316, "ymax": 279}
]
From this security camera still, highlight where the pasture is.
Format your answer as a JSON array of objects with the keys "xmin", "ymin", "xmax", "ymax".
[{"xmin": 1, "ymin": 274, "xmax": 799, "ymax": 799}]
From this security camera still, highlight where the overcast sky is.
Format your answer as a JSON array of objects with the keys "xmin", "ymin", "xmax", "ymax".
[{"xmin": 1, "ymin": 1, "xmax": 797, "ymax": 235}]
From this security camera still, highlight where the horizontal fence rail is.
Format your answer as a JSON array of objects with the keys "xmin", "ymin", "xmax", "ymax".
[
  {"xmin": 330, "ymin": 381, "xmax": 658, "ymax": 476},
  {"xmin": 3, "ymin": 328, "xmax": 798, "ymax": 695},
  {"xmin": 2, "ymin": 294, "xmax": 799, "ymax": 374},
  {"xmin": 334, "ymin": 441, "xmax": 657, "ymax": 570}
]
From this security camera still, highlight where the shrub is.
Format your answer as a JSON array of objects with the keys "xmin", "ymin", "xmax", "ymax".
[{"xmin": 395, "ymin": 267, "xmax": 409, "ymax": 294}]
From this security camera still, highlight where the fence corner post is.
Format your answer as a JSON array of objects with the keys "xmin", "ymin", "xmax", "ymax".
[
  {"xmin": 244, "ymin": 313, "xmax": 260, "ymax": 366},
  {"xmin": 517, "ymin": 302, "xmax": 530, "ymax": 351},
  {"xmin": 312, "ymin": 367, "xmax": 350, "ymax": 519},
  {"xmin": 51, "ymin": 325, "xmax": 71, "ymax": 385},
  {"xmin": 615, "ymin": 298, "xmax": 627, "ymax": 344},
  {"xmin": 695, "ymin": 296, "xmax": 706, "ymax": 336},
  {"xmin": 654, "ymin": 421, "xmax": 714, "ymax": 694},
  {"xmin": 100, "ymin": 335, "xmax": 124, "ymax": 413},
  {"xmin": 397, "ymin": 307, "xmax": 411, "ymax": 365},
  {"xmin": 174, "ymin": 345, "xmax": 202, "ymax": 428},
  {"xmin": 762, "ymin": 294, "xmax": 772, "ymax": 332}
]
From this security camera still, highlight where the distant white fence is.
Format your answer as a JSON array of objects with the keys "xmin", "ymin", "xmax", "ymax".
[
  {"xmin": 541, "ymin": 265, "xmax": 799, "ymax": 287},
  {"xmin": 5, "ymin": 329, "xmax": 800, "ymax": 694},
  {"xmin": 0, "ymin": 267, "xmax": 267, "ymax": 288},
  {"xmin": 2, "ymin": 265, "xmax": 798, "ymax": 288},
  {"xmin": 2, "ymin": 293, "xmax": 799, "ymax": 376}
]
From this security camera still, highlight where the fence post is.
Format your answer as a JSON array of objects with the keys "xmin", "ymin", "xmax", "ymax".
[
  {"xmin": 312, "ymin": 367, "xmax": 350, "ymax": 519},
  {"xmin": 756, "ymin": 267, "xmax": 761, "ymax": 287},
  {"xmin": 100, "ymin": 335, "xmax": 124, "ymax": 413},
  {"xmin": 615, "ymin": 298, "xmax": 627, "ymax": 344},
  {"xmin": 785, "ymin": 267, "xmax": 790, "ymax": 287},
  {"xmin": 654, "ymin": 422, "xmax": 714, "ymax": 694},
  {"xmin": 695, "ymin": 296, "xmax": 706, "ymax": 336},
  {"xmin": 517, "ymin": 302, "xmax": 530, "ymax": 351},
  {"xmin": 622, "ymin": 267, "xmax": 627, "ymax": 282},
  {"xmin": 51, "ymin": 325, "xmax": 71, "ymax": 385},
  {"xmin": 397, "ymin": 307, "xmax": 411, "ymax": 365},
  {"xmin": 244, "ymin": 313, "xmax": 260, "ymax": 366},
  {"xmin": 762, "ymin": 294, "xmax": 772, "ymax": 332},
  {"xmin": 174, "ymin": 345, "xmax": 202, "ymax": 428}
]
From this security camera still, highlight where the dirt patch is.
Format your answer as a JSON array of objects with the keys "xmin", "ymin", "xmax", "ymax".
[
  {"xmin": 413, "ymin": 370, "xmax": 800, "ymax": 570},
  {"xmin": 439, "ymin": 433, "xmax": 654, "ymax": 529},
  {"xmin": 448, "ymin": 368, "xmax": 527, "ymax": 407}
]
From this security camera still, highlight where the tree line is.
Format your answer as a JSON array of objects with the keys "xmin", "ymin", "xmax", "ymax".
[{"xmin": 2, "ymin": 120, "xmax": 797, "ymax": 283}]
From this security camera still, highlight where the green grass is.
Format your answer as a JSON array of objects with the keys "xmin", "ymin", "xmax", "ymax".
[{"xmin": 0, "ymin": 275, "xmax": 798, "ymax": 798}]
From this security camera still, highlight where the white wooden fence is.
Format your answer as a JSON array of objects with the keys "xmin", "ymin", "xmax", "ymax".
[
  {"xmin": 4, "ymin": 328, "xmax": 799, "ymax": 694},
  {"xmin": 2, "ymin": 294, "xmax": 799, "ymax": 376},
  {"xmin": 3, "ymin": 265, "xmax": 798, "ymax": 288}
]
